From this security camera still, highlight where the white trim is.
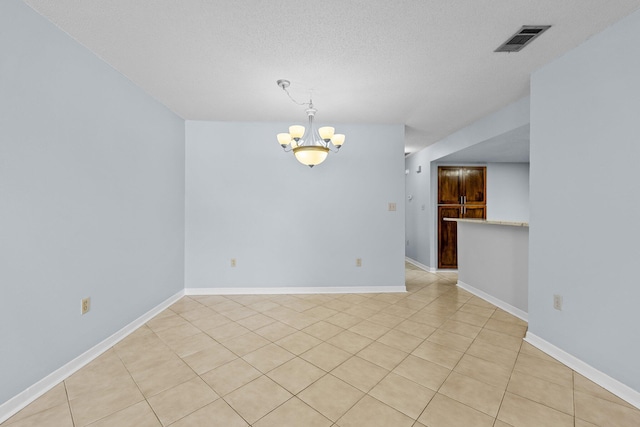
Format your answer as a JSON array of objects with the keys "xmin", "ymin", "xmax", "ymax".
[
  {"xmin": 405, "ymin": 257, "xmax": 436, "ymax": 273},
  {"xmin": 525, "ymin": 332, "xmax": 640, "ymax": 409},
  {"xmin": 185, "ymin": 285, "xmax": 406, "ymax": 296},
  {"xmin": 457, "ymin": 280, "xmax": 528, "ymax": 322},
  {"xmin": 0, "ymin": 290, "xmax": 185, "ymax": 424}
]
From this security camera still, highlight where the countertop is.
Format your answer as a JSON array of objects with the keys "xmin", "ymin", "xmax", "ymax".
[{"xmin": 443, "ymin": 218, "xmax": 529, "ymax": 227}]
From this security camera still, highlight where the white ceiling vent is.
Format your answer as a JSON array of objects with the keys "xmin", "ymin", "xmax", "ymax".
[{"xmin": 495, "ymin": 25, "xmax": 551, "ymax": 52}]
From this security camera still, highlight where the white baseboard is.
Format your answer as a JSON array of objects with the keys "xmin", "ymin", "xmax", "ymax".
[
  {"xmin": 405, "ymin": 257, "xmax": 436, "ymax": 273},
  {"xmin": 525, "ymin": 332, "xmax": 640, "ymax": 409},
  {"xmin": 185, "ymin": 285, "xmax": 406, "ymax": 295},
  {"xmin": 0, "ymin": 290, "xmax": 185, "ymax": 424},
  {"xmin": 457, "ymin": 280, "xmax": 528, "ymax": 322}
]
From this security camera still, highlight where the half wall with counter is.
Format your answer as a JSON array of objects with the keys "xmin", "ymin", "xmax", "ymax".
[{"xmin": 445, "ymin": 218, "xmax": 529, "ymax": 320}]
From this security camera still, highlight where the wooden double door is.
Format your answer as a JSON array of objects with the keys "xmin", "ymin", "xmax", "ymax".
[{"xmin": 438, "ymin": 166, "xmax": 486, "ymax": 269}]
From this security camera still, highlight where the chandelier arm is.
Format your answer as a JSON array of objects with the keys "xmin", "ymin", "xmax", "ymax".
[
  {"xmin": 328, "ymin": 145, "xmax": 341, "ymax": 153},
  {"xmin": 282, "ymin": 145, "xmax": 293, "ymax": 153}
]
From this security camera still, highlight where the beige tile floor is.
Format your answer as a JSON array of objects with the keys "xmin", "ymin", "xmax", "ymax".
[{"xmin": 4, "ymin": 263, "xmax": 640, "ymax": 426}]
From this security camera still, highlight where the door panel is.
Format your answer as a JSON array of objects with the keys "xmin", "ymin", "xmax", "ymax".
[
  {"xmin": 463, "ymin": 167, "xmax": 486, "ymax": 204},
  {"xmin": 438, "ymin": 167, "xmax": 462, "ymax": 205},
  {"xmin": 463, "ymin": 205, "xmax": 486, "ymax": 219},
  {"xmin": 438, "ymin": 206, "xmax": 462, "ymax": 269}
]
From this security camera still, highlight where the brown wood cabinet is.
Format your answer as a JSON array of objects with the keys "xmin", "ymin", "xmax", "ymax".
[{"xmin": 437, "ymin": 167, "xmax": 486, "ymax": 269}]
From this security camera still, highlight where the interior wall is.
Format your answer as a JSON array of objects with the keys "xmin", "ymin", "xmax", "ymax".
[
  {"xmin": 185, "ymin": 121, "xmax": 405, "ymax": 289},
  {"xmin": 404, "ymin": 98, "xmax": 530, "ymax": 269},
  {"xmin": 486, "ymin": 163, "xmax": 530, "ymax": 222},
  {"xmin": 0, "ymin": 0, "xmax": 186, "ymax": 405},
  {"xmin": 529, "ymin": 7, "xmax": 640, "ymax": 392}
]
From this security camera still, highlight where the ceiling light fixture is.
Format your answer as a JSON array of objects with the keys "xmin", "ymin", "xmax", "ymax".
[{"xmin": 276, "ymin": 79, "xmax": 345, "ymax": 168}]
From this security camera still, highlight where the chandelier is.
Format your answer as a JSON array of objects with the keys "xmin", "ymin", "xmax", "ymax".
[{"xmin": 276, "ymin": 79, "xmax": 345, "ymax": 168}]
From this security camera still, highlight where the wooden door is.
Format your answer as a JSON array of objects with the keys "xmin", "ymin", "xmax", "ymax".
[
  {"xmin": 462, "ymin": 167, "xmax": 486, "ymax": 204},
  {"xmin": 437, "ymin": 166, "xmax": 486, "ymax": 269},
  {"xmin": 438, "ymin": 167, "xmax": 462, "ymax": 205},
  {"xmin": 438, "ymin": 206, "xmax": 462, "ymax": 269}
]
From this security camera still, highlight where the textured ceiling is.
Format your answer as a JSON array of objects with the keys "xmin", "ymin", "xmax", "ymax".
[{"xmin": 22, "ymin": 0, "xmax": 640, "ymax": 153}]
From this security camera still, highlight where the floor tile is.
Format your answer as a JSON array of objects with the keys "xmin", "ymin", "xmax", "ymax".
[
  {"xmin": 356, "ymin": 341, "xmax": 408, "ymax": 371},
  {"xmin": 69, "ymin": 377, "xmax": 145, "ymax": 427},
  {"xmin": 393, "ymin": 320, "xmax": 436, "ymax": 339},
  {"xmin": 474, "ymin": 328, "xmax": 522, "ymax": 352},
  {"xmin": 3, "ymin": 403, "xmax": 73, "ymax": 427},
  {"xmin": 506, "ymin": 370, "xmax": 573, "ymax": 415},
  {"xmin": 167, "ymin": 332, "xmax": 218, "ymax": 358},
  {"xmin": 302, "ymin": 321, "xmax": 345, "ymax": 341},
  {"xmin": 454, "ymin": 354, "xmax": 512, "ymax": 389},
  {"xmin": 168, "ymin": 399, "xmax": 248, "ymax": 427},
  {"xmin": 242, "ymin": 343, "xmax": 295, "ymax": 373},
  {"xmin": 418, "ymin": 393, "xmax": 494, "ymax": 427},
  {"xmin": 336, "ymin": 395, "xmax": 414, "ymax": 427},
  {"xmin": 275, "ymin": 331, "xmax": 322, "ymax": 355},
  {"xmin": 331, "ymin": 356, "xmax": 388, "ymax": 392},
  {"xmin": 84, "ymin": 401, "xmax": 160, "ymax": 427},
  {"xmin": 327, "ymin": 330, "xmax": 373, "ymax": 354},
  {"xmin": 147, "ymin": 377, "xmax": 218, "ymax": 426},
  {"xmin": 484, "ymin": 318, "xmax": 527, "ymax": 338},
  {"xmin": 377, "ymin": 329, "xmax": 424, "ymax": 353},
  {"xmin": 4, "ymin": 383, "xmax": 68, "ymax": 424},
  {"xmin": 253, "ymin": 397, "xmax": 332, "ymax": 427},
  {"xmin": 298, "ymin": 375, "xmax": 364, "ymax": 422},
  {"xmin": 497, "ymin": 392, "xmax": 573, "ymax": 427},
  {"xmin": 182, "ymin": 343, "xmax": 237, "ymax": 375},
  {"xmin": 573, "ymin": 373, "xmax": 637, "ymax": 409},
  {"xmin": 392, "ymin": 355, "xmax": 451, "ymax": 391},
  {"xmin": 465, "ymin": 339, "xmax": 518, "ymax": 369},
  {"xmin": 220, "ymin": 331, "xmax": 270, "ymax": 356},
  {"xmin": 224, "ymin": 376, "xmax": 292, "ymax": 424},
  {"xmin": 254, "ymin": 321, "xmax": 297, "ymax": 342},
  {"xmin": 440, "ymin": 319, "xmax": 482, "ymax": 339},
  {"xmin": 411, "ymin": 340, "xmax": 463, "ymax": 369},
  {"xmin": 439, "ymin": 372, "xmax": 505, "ymax": 417},
  {"xmin": 130, "ymin": 357, "xmax": 197, "ymax": 398},
  {"xmin": 347, "ymin": 320, "xmax": 390, "ymax": 340},
  {"xmin": 325, "ymin": 313, "xmax": 362, "ymax": 329},
  {"xmin": 267, "ymin": 357, "xmax": 326, "ymax": 394},
  {"xmin": 513, "ymin": 353, "xmax": 573, "ymax": 388},
  {"xmin": 200, "ymin": 358, "xmax": 262, "ymax": 396},
  {"xmin": 301, "ymin": 343, "xmax": 352, "ymax": 372},
  {"xmin": 574, "ymin": 390, "xmax": 640, "ymax": 427},
  {"xmin": 205, "ymin": 322, "xmax": 250, "ymax": 342},
  {"xmin": 426, "ymin": 329, "xmax": 473, "ymax": 352},
  {"xmin": 448, "ymin": 310, "xmax": 490, "ymax": 327},
  {"xmin": 236, "ymin": 313, "xmax": 276, "ymax": 330},
  {"xmin": 65, "ymin": 349, "xmax": 133, "ymax": 400},
  {"xmin": 368, "ymin": 372, "xmax": 435, "ymax": 419}
]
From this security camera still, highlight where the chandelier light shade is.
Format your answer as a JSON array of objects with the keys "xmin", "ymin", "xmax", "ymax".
[{"xmin": 276, "ymin": 79, "xmax": 345, "ymax": 168}]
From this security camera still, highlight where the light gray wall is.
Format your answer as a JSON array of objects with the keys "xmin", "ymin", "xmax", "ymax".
[
  {"xmin": 529, "ymin": 8, "xmax": 640, "ymax": 391},
  {"xmin": 185, "ymin": 121, "xmax": 405, "ymax": 289},
  {"xmin": 487, "ymin": 163, "xmax": 529, "ymax": 222},
  {"xmin": 458, "ymin": 223, "xmax": 529, "ymax": 314},
  {"xmin": 0, "ymin": 0, "xmax": 185, "ymax": 404},
  {"xmin": 404, "ymin": 98, "xmax": 530, "ymax": 269}
]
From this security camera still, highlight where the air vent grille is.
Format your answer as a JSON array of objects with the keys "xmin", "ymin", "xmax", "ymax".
[{"xmin": 495, "ymin": 25, "xmax": 551, "ymax": 52}]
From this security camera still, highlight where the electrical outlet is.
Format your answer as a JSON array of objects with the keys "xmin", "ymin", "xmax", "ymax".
[
  {"xmin": 231, "ymin": 258, "xmax": 236, "ymax": 267},
  {"xmin": 356, "ymin": 258, "xmax": 362, "ymax": 267},
  {"xmin": 81, "ymin": 297, "xmax": 90, "ymax": 315},
  {"xmin": 553, "ymin": 294, "xmax": 563, "ymax": 311},
  {"xmin": 388, "ymin": 202, "xmax": 396, "ymax": 211}
]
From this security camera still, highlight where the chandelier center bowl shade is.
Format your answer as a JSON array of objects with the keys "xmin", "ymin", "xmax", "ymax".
[{"xmin": 276, "ymin": 80, "xmax": 345, "ymax": 168}]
